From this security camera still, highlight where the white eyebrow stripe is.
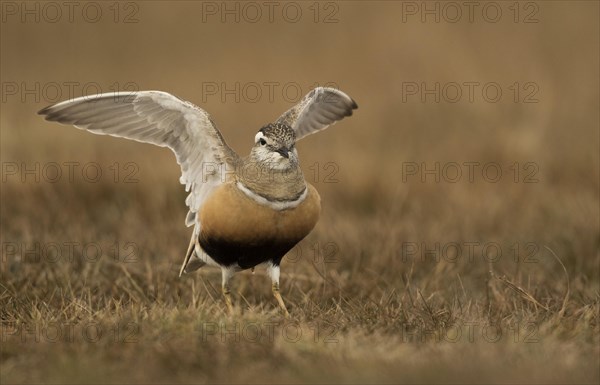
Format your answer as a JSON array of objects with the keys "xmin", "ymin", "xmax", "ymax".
[{"xmin": 255, "ymin": 131, "xmax": 266, "ymax": 143}]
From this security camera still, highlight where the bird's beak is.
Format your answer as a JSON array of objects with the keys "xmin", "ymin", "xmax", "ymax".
[{"xmin": 276, "ymin": 148, "xmax": 289, "ymax": 158}]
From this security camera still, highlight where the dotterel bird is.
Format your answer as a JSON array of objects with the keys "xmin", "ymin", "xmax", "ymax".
[{"xmin": 38, "ymin": 87, "xmax": 358, "ymax": 316}]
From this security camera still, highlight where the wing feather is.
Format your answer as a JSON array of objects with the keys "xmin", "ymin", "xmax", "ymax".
[
  {"xmin": 38, "ymin": 91, "xmax": 239, "ymax": 229},
  {"xmin": 276, "ymin": 87, "xmax": 357, "ymax": 140}
]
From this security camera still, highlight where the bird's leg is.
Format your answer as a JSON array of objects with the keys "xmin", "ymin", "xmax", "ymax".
[
  {"xmin": 222, "ymin": 284, "xmax": 233, "ymax": 314},
  {"xmin": 221, "ymin": 267, "xmax": 235, "ymax": 315},
  {"xmin": 267, "ymin": 263, "xmax": 290, "ymax": 318},
  {"xmin": 272, "ymin": 282, "xmax": 290, "ymax": 318}
]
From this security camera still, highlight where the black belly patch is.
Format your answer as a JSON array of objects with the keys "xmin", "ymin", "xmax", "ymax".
[{"xmin": 199, "ymin": 235, "xmax": 299, "ymax": 269}]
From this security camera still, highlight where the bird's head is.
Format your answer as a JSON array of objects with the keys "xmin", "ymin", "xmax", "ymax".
[{"xmin": 251, "ymin": 123, "xmax": 298, "ymax": 169}]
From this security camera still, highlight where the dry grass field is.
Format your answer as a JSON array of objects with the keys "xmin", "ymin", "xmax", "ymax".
[{"xmin": 1, "ymin": 1, "xmax": 599, "ymax": 384}]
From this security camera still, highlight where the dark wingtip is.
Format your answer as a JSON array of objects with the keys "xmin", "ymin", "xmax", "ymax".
[
  {"xmin": 345, "ymin": 98, "xmax": 358, "ymax": 117},
  {"xmin": 37, "ymin": 104, "xmax": 55, "ymax": 117}
]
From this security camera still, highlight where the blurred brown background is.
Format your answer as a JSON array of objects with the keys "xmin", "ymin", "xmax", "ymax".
[
  {"xmin": 3, "ymin": 1, "xmax": 597, "ymax": 278},
  {"xmin": 1, "ymin": 1, "xmax": 598, "ymax": 384}
]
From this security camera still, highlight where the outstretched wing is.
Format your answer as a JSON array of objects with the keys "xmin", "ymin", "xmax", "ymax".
[
  {"xmin": 38, "ymin": 91, "xmax": 239, "ymax": 230},
  {"xmin": 276, "ymin": 87, "xmax": 357, "ymax": 140}
]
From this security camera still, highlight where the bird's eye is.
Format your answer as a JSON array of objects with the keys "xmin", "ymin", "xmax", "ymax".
[{"xmin": 259, "ymin": 138, "xmax": 267, "ymax": 146}]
